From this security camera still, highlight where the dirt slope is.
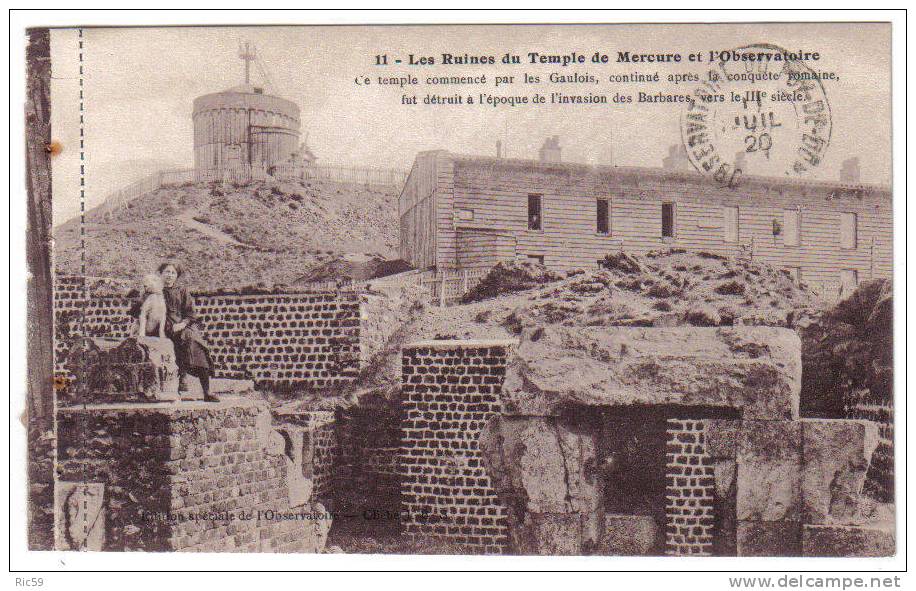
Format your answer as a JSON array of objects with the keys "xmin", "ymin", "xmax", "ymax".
[{"xmin": 53, "ymin": 178, "xmax": 400, "ymax": 290}]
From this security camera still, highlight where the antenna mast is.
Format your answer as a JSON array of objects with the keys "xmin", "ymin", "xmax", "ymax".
[{"xmin": 238, "ymin": 41, "xmax": 257, "ymax": 84}]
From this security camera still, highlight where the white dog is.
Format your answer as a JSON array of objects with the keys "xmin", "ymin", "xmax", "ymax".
[{"xmin": 136, "ymin": 273, "xmax": 167, "ymax": 338}]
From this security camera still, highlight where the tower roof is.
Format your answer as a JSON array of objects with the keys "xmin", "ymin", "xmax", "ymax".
[{"xmin": 226, "ymin": 83, "xmax": 260, "ymax": 94}]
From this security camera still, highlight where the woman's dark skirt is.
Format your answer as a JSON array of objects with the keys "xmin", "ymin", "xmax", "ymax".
[{"xmin": 169, "ymin": 326, "xmax": 213, "ymax": 376}]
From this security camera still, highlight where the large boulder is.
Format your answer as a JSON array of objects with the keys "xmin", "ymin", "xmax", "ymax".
[
  {"xmin": 501, "ymin": 326, "xmax": 800, "ymax": 419},
  {"xmin": 599, "ymin": 514, "xmax": 661, "ymax": 555}
]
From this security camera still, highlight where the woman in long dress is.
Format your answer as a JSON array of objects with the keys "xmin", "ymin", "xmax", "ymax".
[{"xmin": 156, "ymin": 260, "xmax": 217, "ymax": 402}]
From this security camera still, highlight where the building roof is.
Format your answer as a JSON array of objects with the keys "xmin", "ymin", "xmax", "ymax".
[{"xmin": 437, "ymin": 151, "xmax": 891, "ymax": 198}]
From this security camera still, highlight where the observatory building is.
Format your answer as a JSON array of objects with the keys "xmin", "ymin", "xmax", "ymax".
[{"xmin": 192, "ymin": 43, "xmax": 302, "ymax": 172}]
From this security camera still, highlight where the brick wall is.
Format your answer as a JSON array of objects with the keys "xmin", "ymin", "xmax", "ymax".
[
  {"xmin": 399, "ymin": 340, "xmax": 512, "ymax": 554},
  {"xmin": 56, "ymin": 399, "xmax": 329, "ymax": 552},
  {"xmin": 665, "ymin": 418, "xmax": 717, "ymax": 556},
  {"xmin": 54, "ymin": 276, "xmax": 371, "ymax": 391},
  {"xmin": 197, "ymin": 292, "xmax": 361, "ymax": 389}
]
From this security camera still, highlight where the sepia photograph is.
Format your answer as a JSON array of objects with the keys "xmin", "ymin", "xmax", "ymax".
[{"xmin": 13, "ymin": 12, "xmax": 906, "ymax": 579}]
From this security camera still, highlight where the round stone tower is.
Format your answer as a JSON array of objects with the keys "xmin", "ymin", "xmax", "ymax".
[{"xmin": 192, "ymin": 44, "xmax": 300, "ymax": 171}]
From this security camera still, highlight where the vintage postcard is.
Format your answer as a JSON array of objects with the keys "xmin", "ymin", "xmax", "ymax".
[{"xmin": 20, "ymin": 18, "xmax": 901, "ymax": 569}]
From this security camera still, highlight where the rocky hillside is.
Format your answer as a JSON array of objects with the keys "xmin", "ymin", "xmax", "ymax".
[
  {"xmin": 432, "ymin": 250, "xmax": 822, "ymax": 339},
  {"xmin": 333, "ymin": 250, "xmax": 824, "ymax": 407},
  {"xmin": 53, "ymin": 178, "xmax": 401, "ymax": 290}
]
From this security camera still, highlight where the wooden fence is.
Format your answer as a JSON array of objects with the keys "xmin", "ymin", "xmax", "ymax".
[
  {"xmin": 278, "ymin": 164, "xmax": 408, "ymax": 187},
  {"xmin": 416, "ymin": 268, "xmax": 490, "ymax": 306}
]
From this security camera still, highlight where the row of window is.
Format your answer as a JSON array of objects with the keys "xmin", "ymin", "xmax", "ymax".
[{"xmin": 522, "ymin": 195, "xmax": 859, "ymax": 249}]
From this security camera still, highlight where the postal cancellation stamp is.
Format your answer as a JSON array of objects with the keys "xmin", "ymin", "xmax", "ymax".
[{"xmin": 681, "ymin": 44, "xmax": 833, "ymax": 187}]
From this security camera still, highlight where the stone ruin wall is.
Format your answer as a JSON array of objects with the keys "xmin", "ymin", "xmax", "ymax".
[
  {"xmin": 396, "ymin": 338, "xmax": 738, "ymax": 556},
  {"xmin": 52, "ymin": 276, "xmax": 894, "ymax": 556},
  {"xmin": 54, "ymin": 276, "xmax": 421, "ymax": 535},
  {"xmin": 54, "ymin": 275, "xmax": 402, "ymax": 391},
  {"xmin": 399, "ymin": 340, "xmax": 511, "ymax": 554},
  {"xmin": 397, "ymin": 330, "xmax": 894, "ymax": 557},
  {"xmin": 56, "ymin": 399, "xmax": 329, "ymax": 552},
  {"xmin": 53, "ymin": 276, "xmax": 413, "ymax": 536},
  {"xmin": 845, "ymin": 388, "xmax": 894, "ymax": 502},
  {"xmin": 272, "ymin": 409, "xmax": 337, "ymax": 502},
  {"xmin": 332, "ymin": 404, "xmax": 403, "ymax": 522}
]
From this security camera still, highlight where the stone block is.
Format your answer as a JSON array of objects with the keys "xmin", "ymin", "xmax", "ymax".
[
  {"xmin": 62, "ymin": 337, "xmax": 179, "ymax": 404},
  {"xmin": 55, "ymin": 482, "xmax": 106, "ymax": 551},
  {"xmin": 480, "ymin": 415, "xmax": 600, "ymax": 554},
  {"xmin": 706, "ymin": 419, "xmax": 739, "ymax": 459},
  {"xmin": 714, "ymin": 460, "xmax": 737, "ymax": 499},
  {"xmin": 599, "ymin": 514, "xmax": 661, "ymax": 555},
  {"xmin": 737, "ymin": 521, "xmax": 802, "ymax": 556},
  {"xmin": 737, "ymin": 421, "xmax": 801, "ymax": 522},
  {"xmin": 501, "ymin": 326, "xmax": 800, "ymax": 419},
  {"xmin": 514, "ymin": 513, "xmax": 583, "ymax": 556},
  {"xmin": 802, "ymin": 524, "xmax": 895, "ymax": 557},
  {"xmin": 801, "ymin": 419, "xmax": 880, "ymax": 525},
  {"xmin": 137, "ymin": 337, "xmax": 180, "ymax": 401},
  {"xmin": 480, "ymin": 416, "xmax": 600, "ymax": 516},
  {"xmin": 713, "ymin": 459, "xmax": 738, "ymax": 556},
  {"xmin": 274, "ymin": 427, "xmax": 314, "ymax": 507}
]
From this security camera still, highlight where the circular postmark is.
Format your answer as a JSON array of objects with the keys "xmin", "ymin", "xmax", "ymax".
[{"xmin": 680, "ymin": 44, "xmax": 832, "ymax": 187}]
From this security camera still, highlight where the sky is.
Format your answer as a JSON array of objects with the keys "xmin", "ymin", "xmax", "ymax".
[{"xmin": 50, "ymin": 23, "xmax": 891, "ymax": 225}]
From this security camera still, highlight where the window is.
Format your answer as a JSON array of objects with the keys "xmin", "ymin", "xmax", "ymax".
[
  {"xmin": 597, "ymin": 199, "xmax": 610, "ymax": 235},
  {"xmin": 783, "ymin": 209, "xmax": 801, "ymax": 246},
  {"xmin": 528, "ymin": 195, "xmax": 542, "ymax": 231},
  {"xmin": 840, "ymin": 212, "xmax": 858, "ymax": 249},
  {"xmin": 662, "ymin": 202, "xmax": 676, "ymax": 238},
  {"xmin": 457, "ymin": 208, "xmax": 475, "ymax": 222},
  {"xmin": 840, "ymin": 269, "xmax": 858, "ymax": 297},
  {"xmin": 527, "ymin": 254, "xmax": 545, "ymax": 265},
  {"xmin": 723, "ymin": 206, "xmax": 739, "ymax": 243}
]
